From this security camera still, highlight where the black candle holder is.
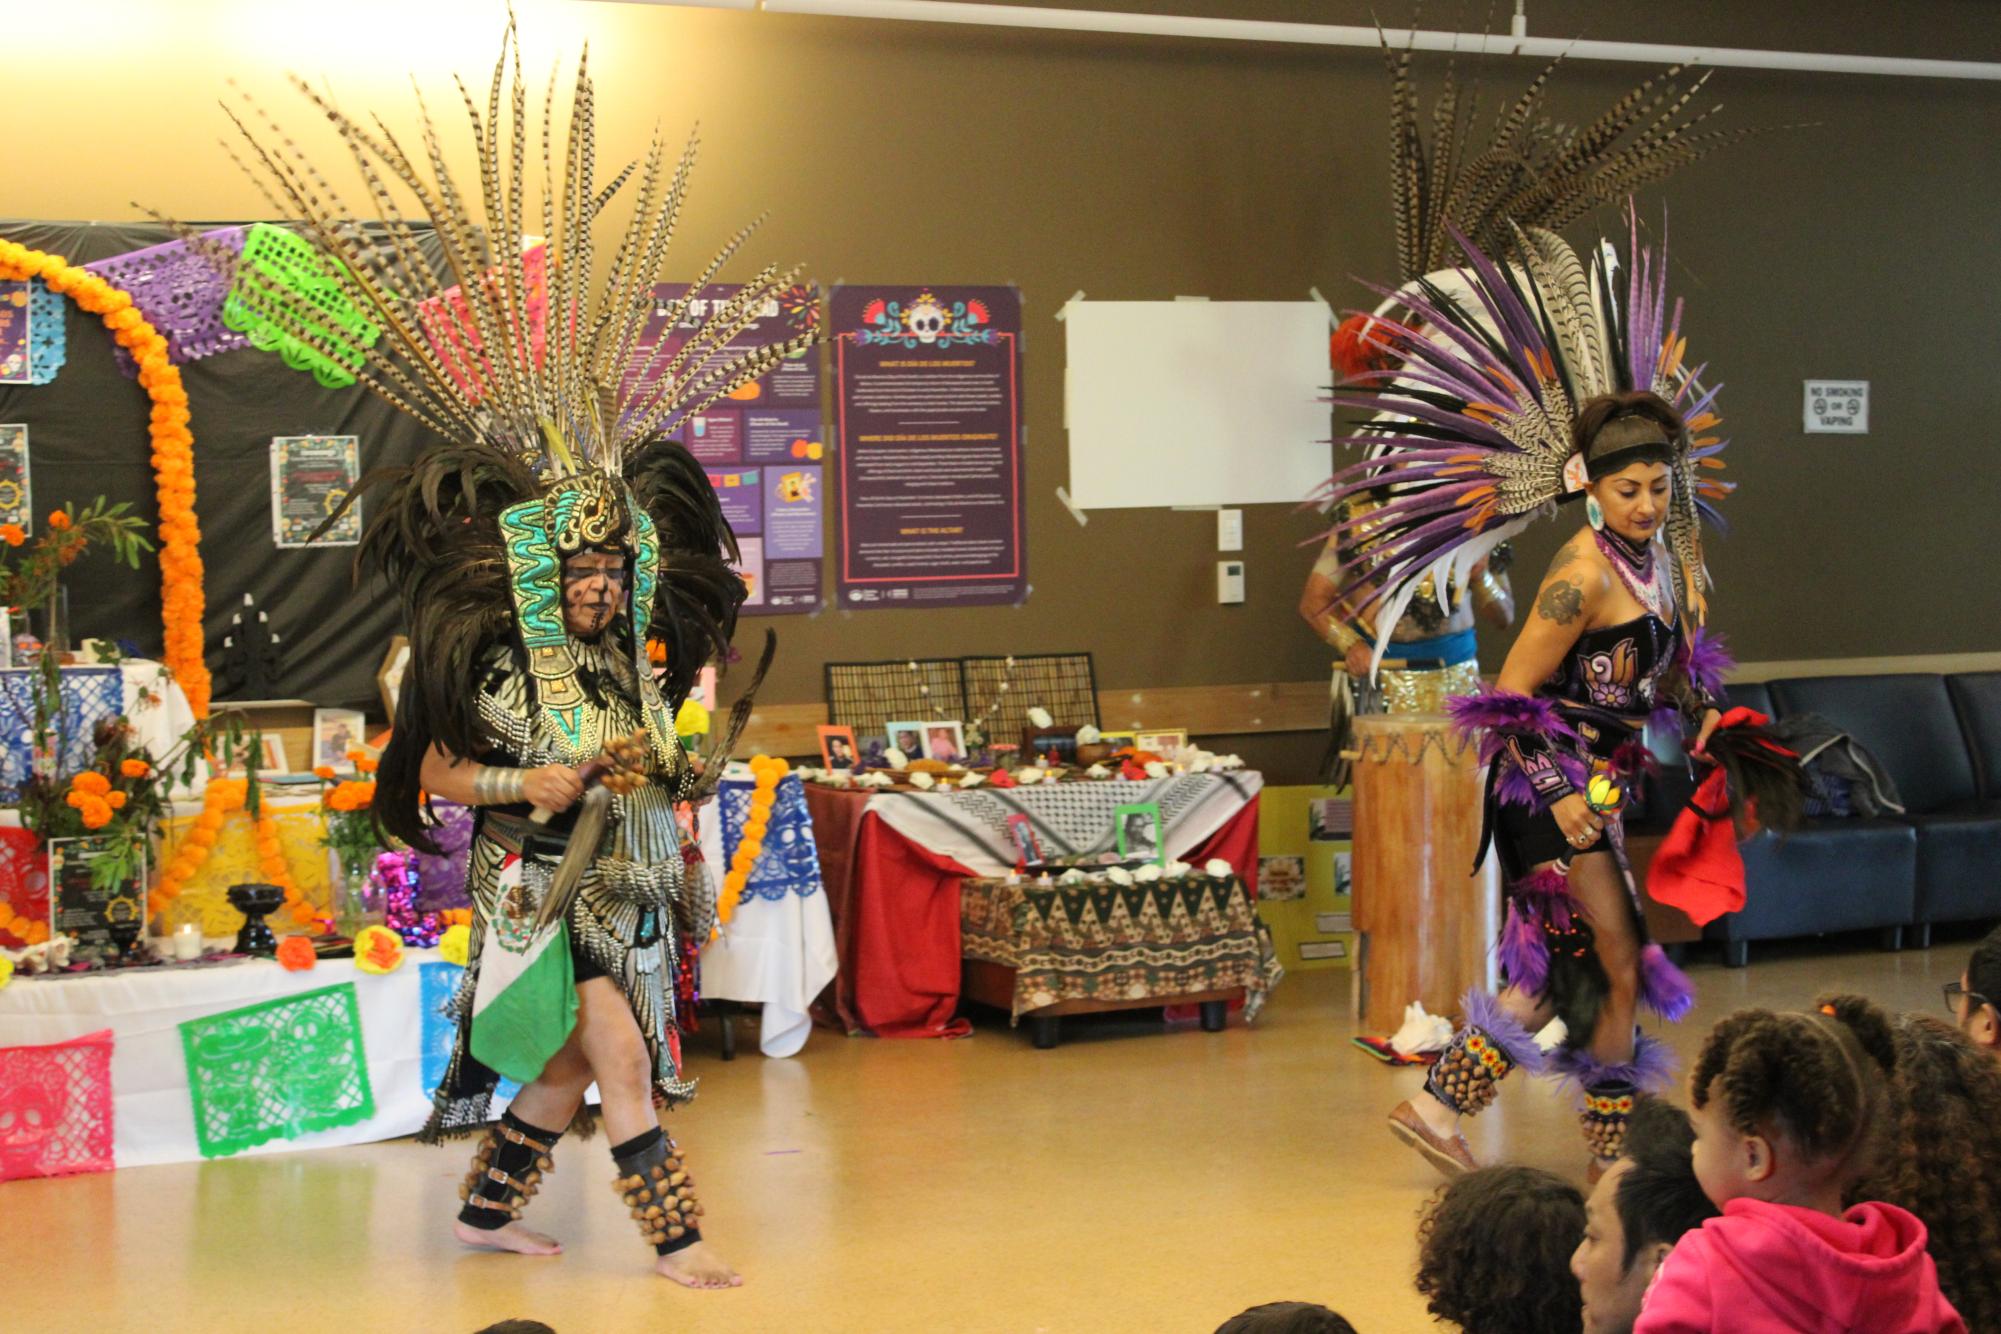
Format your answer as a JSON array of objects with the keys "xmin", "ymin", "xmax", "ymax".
[
  {"xmin": 215, "ymin": 593, "xmax": 286, "ymax": 700},
  {"xmin": 226, "ymin": 882, "xmax": 286, "ymax": 956}
]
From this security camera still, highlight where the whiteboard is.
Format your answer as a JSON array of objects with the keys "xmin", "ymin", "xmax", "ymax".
[{"xmin": 1064, "ymin": 300, "xmax": 1330, "ymax": 509}]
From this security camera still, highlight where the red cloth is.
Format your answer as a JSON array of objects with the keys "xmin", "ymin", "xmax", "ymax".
[
  {"xmin": 1647, "ymin": 767, "xmax": 1744, "ymax": 927},
  {"xmin": 1634, "ymin": 1199, "xmax": 1964, "ymax": 1334},
  {"xmin": 802, "ymin": 785, "xmax": 1261, "ymax": 1038}
]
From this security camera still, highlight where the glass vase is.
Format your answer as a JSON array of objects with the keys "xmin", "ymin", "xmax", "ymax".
[{"xmin": 327, "ymin": 850, "xmax": 370, "ymax": 939}]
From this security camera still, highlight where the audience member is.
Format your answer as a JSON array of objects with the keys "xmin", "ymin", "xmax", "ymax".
[
  {"xmin": 1849, "ymin": 1007, "xmax": 2001, "ymax": 1332},
  {"xmin": 1634, "ymin": 996, "xmax": 1964, "ymax": 1333},
  {"xmin": 1953, "ymin": 926, "xmax": 2001, "ymax": 1054},
  {"xmin": 1213, "ymin": 1301, "xmax": 1359, "ymax": 1333},
  {"xmin": 1414, "ymin": 1165, "xmax": 1585, "ymax": 1334},
  {"xmin": 1572, "ymin": 1098, "xmax": 1719, "ymax": 1334}
]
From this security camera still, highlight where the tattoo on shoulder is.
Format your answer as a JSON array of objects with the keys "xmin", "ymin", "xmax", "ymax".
[
  {"xmin": 1545, "ymin": 540, "xmax": 1581, "ymax": 576},
  {"xmin": 1537, "ymin": 579, "xmax": 1585, "ymax": 625}
]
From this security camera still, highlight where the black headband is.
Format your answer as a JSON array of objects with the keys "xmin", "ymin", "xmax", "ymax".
[{"xmin": 1585, "ymin": 413, "xmax": 1677, "ymax": 480}]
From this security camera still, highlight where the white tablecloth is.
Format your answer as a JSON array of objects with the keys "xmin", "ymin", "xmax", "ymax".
[
  {"xmin": 696, "ymin": 777, "xmax": 838, "ymax": 1059},
  {"xmin": 0, "ymin": 949, "xmax": 517, "ymax": 1169},
  {"xmin": 861, "ymin": 770, "xmax": 1265, "ymax": 878}
]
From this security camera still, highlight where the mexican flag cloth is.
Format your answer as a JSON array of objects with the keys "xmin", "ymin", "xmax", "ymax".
[{"xmin": 470, "ymin": 851, "xmax": 577, "ymax": 1084}]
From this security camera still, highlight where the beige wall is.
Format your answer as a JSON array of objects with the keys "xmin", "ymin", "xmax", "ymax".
[{"xmin": 6, "ymin": 0, "xmax": 2000, "ymax": 725}]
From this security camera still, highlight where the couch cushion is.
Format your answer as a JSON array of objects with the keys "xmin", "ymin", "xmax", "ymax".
[
  {"xmin": 1946, "ymin": 673, "xmax": 2001, "ymax": 799},
  {"xmin": 1725, "ymin": 680, "xmax": 1775, "ymax": 719},
  {"xmin": 1768, "ymin": 674, "xmax": 1976, "ymax": 815},
  {"xmin": 1908, "ymin": 811, "xmax": 2001, "ymax": 925},
  {"xmin": 1712, "ymin": 818, "xmax": 1917, "ymax": 942}
]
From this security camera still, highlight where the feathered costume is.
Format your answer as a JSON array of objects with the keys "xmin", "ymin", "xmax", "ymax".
[
  {"xmin": 1317, "ymin": 37, "xmax": 1752, "ymax": 781},
  {"xmin": 198, "ymin": 18, "xmax": 809, "ymax": 1254},
  {"xmin": 1340, "ymin": 211, "xmax": 1737, "ymax": 1165}
]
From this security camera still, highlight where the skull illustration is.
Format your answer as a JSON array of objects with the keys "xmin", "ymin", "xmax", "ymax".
[{"xmin": 903, "ymin": 297, "xmax": 948, "ymax": 344}]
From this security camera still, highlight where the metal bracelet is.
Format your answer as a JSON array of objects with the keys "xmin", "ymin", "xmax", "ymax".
[{"xmin": 475, "ymin": 765, "xmax": 528, "ymax": 806}]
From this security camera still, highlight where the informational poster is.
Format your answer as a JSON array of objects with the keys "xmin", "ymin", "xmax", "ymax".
[
  {"xmin": 270, "ymin": 434, "xmax": 361, "ymax": 548},
  {"xmin": 832, "ymin": 285, "xmax": 1025, "ymax": 608},
  {"xmin": 49, "ymin": 836, "xmax": 145, "ymax": 966},
  {"xmin": 625, "ymin": 283, "xmax": 825, "ymax": 614},
  {"xmin": 0, "ymin": 282, "xmax": 30, "ymax": 383},
  {"xmin": 0, "ymin": 424, "xmax": 28, "ymax": 528}
]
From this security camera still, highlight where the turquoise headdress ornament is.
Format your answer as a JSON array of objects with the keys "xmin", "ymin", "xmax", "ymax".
[{"xmin": 499, "ymin": 472, "xmax": 673, "ymax": 763}]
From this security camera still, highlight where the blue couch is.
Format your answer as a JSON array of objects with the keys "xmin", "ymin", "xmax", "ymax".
[{"xmin": 1685, "ymin": 672, "xmax": 2001, "ymax": 966}]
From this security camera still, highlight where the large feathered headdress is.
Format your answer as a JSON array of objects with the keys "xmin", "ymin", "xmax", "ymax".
[
  {"xmin": 193, "ymin": 15, "xmax": 809, "ymax": 844},
  {"xmin": 1314, "ymin": 211, "xmax": 1729, "ymax": 669}
]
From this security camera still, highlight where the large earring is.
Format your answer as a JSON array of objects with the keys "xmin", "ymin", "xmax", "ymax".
[{"xmin": 1585, "ymin": 494, "xmax": 1605, "ymax": 531}]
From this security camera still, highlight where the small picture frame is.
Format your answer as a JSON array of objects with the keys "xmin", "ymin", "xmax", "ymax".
[
  {"xmin": 1023, "ymin": 725, "xmax": 1078, "ymax": 764},
  {"xmin": 1005, "ymin": 813, "xmax": 1043, "ymax": 869},
  {"xmin": 885, "ymin": 720, "xmax": 927, "ymax": 761},
  {"xmin": 1135, "ymin": 729, "xmax": 1188, "ymax": 758},
  {"xmin": 258, "ymin": 733, "xmax": 290, "ymax": 774},
  {"xmin": 313, "ymin": 708, "xmax": 366, "ymax": 773},
  {"xmin": 377, "ymin": 636, "xmax": 411, "ymax": 721},
  {"xmin": 1115, "ymin": 802, "xmax": 1165, "ymax": 865},
  {"xmin": 816, "ymin": 724, "xmax": 859, "ymax": 770},
  {"xmin": 921, "ymin": 720, "xmax": 967, "ymax": 764},
  {"xmin": 1099, "ymin": 730, "xmax": 1136, "ymax": 750}
]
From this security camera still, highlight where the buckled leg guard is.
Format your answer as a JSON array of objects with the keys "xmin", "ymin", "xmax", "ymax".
[
  {"xmin": 1580, "ymin": 1081, "xmax": 1639, "ymax": 1160},
  {"xmin": 458, "ymin": 1109, "xmax": 562, "ymax": 1229},
  {"xmin": 610, "ymin": 1126, "xmax": 705, "ymax": 1256},
  {"xmin": 1423, "ymin": 989, "xmax": 1551, "ymax": 1116}
]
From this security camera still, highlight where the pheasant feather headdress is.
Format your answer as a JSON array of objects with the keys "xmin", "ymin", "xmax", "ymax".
[
  {"xmin": 193, "ymin": 15, "xmax": 806, "ymax": 844},
  {"xmin": 1314, "ymin": 210, "xmax": 1730, "ymax": 664}
]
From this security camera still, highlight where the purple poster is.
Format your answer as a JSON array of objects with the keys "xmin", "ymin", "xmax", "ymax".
[
  {"xmin": 0, "ymin": 282, "xmax": 31, "ymax": 384},
  {"xmin": 832, "ymin": 286, "xmax": 1025, "ymax": 608},
  {"xmin": 628, "ymin": 283, "xmax": 825, "ymax": 614}
]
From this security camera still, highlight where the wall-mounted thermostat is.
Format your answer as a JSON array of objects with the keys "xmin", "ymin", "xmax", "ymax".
[
  {"xmin": 1804, "ymin": 380, "xmax": 1868, "ymax": 434},
  {"xmin": 1217, "ymin": 561, "xmax": 1245, "ymax": 604}
]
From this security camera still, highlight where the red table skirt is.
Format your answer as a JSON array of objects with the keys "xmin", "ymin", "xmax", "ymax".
[{"xmin": 803, "ymin": 785, "xmax": 1261, "ymax": 1038}]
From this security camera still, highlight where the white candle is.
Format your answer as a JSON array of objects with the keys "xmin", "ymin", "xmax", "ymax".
[{"xmin": 173, "ymin": 923, "xmax": 202, "ymax": 961}]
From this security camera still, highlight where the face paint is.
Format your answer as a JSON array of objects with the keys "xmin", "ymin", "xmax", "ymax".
[{"xmin": 562, "ymin": 553, "xmax": 628, "ymax": 639}]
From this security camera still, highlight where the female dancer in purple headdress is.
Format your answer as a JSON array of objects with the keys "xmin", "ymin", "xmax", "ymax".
[{"xmin": 1309, "ymin": 212, "xmax": 1738, "ymax": 1179}]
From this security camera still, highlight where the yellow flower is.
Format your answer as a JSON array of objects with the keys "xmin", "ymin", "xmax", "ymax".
[
  {"xmin": 675, "ymin": 698, "xmax": 711, "ymax": 736},
  {"xmin": 439, "ymin": 923, "xmax": 471, "ymax": 967},
  {"xmin": 0, "ymin": 957, "xmax": 12, "ymax": 990}
]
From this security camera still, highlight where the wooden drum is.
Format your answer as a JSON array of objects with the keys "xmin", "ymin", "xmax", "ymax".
[{"xmin": 1348, "ymin": 713, "xmax": 1498, "ymax": 1035}]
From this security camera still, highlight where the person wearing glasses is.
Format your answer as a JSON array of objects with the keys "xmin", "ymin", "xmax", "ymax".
[{"xmin": 1948, "ymin": 925, "xmax": 2001, "ymax": 1056}]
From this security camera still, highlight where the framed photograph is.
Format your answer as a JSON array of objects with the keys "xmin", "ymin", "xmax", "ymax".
[
  {"xmin": 1115, "ymin": 802, "xmax": 1165, "ymax": 866},
  {"xmin": 1005, "ymin": 813, "xmax": 1044, "ymax": 869},
  {"xmin": 1135, "ymin": 729, "xmax": 1188, "ymax": 757},
  {"xmin": 1023, "ymin": 725, "xmax": 1078, "ymax": 764},
  {"xmin": 258, "ymin": 733, "xmax": 290, "ymax": 774},
  {"xmin": 816, "ymin": 724, "xmax": 859, "ymax": 770},
  {"xmin": 377, "ymin": 636, "xmax": 411, "ymax": 721},
  {"xmin": 313, "ymin": 708, "xmax": 366, "ymax": 773},
  {"xmin": 1099, "ymin": 730, "xmax": 1136, "ymax": 749},
  {"xmin": 885, "ymin": 720, "xmax": 927, "ymax": 761},
  {"xmin": 270, "ymin": 434, "xmax": 362, "ymax": 548},
  {"xmin": 1259, "ymin": 855, "xmax": 1306, "ymax": 902},
  {"xmin": 921, "ymin": 721, "xmax": 967, "ymax": 764}
]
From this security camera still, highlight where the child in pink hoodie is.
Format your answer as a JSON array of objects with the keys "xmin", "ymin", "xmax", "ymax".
[{"xmin": 1634, "ymin": 995, "xmax": 1964, "ymax": 1334}]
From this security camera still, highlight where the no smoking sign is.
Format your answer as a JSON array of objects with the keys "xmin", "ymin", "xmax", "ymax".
[{"xmin": 1804, "ymin": 379, "xmax": 1869, "ymax": 434}]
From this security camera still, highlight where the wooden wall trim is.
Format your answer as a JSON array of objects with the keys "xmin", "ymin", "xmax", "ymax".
[{"xmin": 733, "ymin": 651, "xmax": 2001, "ymax": 754}]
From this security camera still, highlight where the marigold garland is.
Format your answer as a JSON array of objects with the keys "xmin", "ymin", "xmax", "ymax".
[
  {"xmin": 149, "ymin": 779, "xmax": 320, "ymax": 932},
  {"xmin": 0, "ymin": 239, "xmax": 210, "ymax": 717},
  {"xmin": 716, "ymin": 755, "xmax": 787, "ymax": 937}
]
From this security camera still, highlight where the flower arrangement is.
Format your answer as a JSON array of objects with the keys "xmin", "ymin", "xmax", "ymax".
[
  {"xmin": 0, "ymin": 502, "xmax": 153, "ymax": 654},
  {"xmin": 317, "ymin": 749, "xmax": 381, "ymax": 880},
  {"xmin": 0, "ymin": 241, "xmax": 209, "ymax": 716},
  {"xmin": 716, "ymin": 755, "xmax": 787, "ymax": 935}
]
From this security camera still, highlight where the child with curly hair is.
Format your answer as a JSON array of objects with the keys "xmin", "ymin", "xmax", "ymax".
[
  {"xmin": 1634, "ymin": 996, "xmax": 1964, "ymax": 1333},
  {"xmin": 1415, "ymin": 1166, "xmax": 1586, "ymax": 1334},
  {"xmin": 1847, "ymin": 1006, "xmax": 2001, "ymax": 1332}
]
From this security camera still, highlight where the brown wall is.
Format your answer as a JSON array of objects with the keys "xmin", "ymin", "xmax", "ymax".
[{"xmin": 5, "ymin": 1, "xmax": 2000, "ymax": 752}]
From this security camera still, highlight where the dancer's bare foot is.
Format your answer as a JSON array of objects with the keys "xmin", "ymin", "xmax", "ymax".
[
  {"xmin": 453, "ymin": 1218, "xmax": 563, "ymax": 1256},
  {"xmin": 655, "ymin": 1240, "xmax": 743, "ymax": 1289}
]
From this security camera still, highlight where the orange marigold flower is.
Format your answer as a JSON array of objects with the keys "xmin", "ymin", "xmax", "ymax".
[
  {"xmin": 276, "ymin": 935, "xmax": 318, "ymax": 972},
  {"xmin": 106, "ymin": 791, "xmax": 127, "ymax": 810},
  {"xmin": 70, "ymin": 770, "xmax": 111, "ymax": 796},
  {"xmin": 121, "ymin": 758, "xmax": 151, "ymax": 778},
  {"xmin": 313, "ymin": 765, "xmax": 336, "ymax": 780},
  {"xmin": 0, "ymin": 524, "xmax": 22, "ymax": 546},
  {"xmin": 47, "ymin": 510, "xmax": 72, "ymax": 531},
  {"xmin": 355, "ymin": 756, "xmax": 378, "ymax": 775},
  {"xmin": 346, "ymin": 748, "xmax": 367, "ymax": 765}
]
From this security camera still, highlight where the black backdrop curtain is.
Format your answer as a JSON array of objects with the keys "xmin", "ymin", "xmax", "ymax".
[{"xmin": 0, "ymin": 219, "xmax": 447, "ymax": 717}]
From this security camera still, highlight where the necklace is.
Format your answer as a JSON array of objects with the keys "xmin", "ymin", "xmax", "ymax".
[{"xmin": 1594, "ymin": 528, "xmax": 1672, "ymax": 621}]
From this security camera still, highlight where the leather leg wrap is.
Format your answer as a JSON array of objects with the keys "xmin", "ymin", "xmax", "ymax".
[
  {"xmin": 1579, "ymin": 1080, "xmax": 1639, "ymax": 1161},
  {"xmin": 457, "ymin": 1109, "xmax": 561, "ymax": 1230},
  {"xmin": 610, "ymin": 1126, "xmax": 705, "ymax": 1255}
]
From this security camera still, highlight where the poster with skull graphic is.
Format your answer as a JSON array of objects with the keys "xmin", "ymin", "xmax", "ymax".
[{"xmin": 831, "ymin": 285, "xmax": 1025, "ymax": 608}]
